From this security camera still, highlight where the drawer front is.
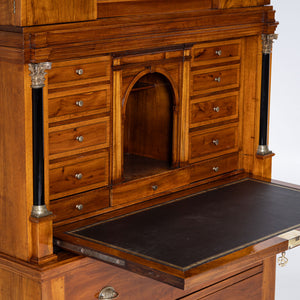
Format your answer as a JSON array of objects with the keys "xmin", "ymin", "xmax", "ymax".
[
  {"xmin": 112, "ymin": 168, "xmax": 189, "ymax": 207},
  {"xmin": 192, "ymin": 65, "xmax": 239, "ymax": 95},
  {"xmin": 48, "ymin": 87, "xmax": 110, "ymax": 119},
  {"xmin": 193, "ymin": 42, "xmax": 240, "ymax": 65},
  {"xmin": 190, "ymin": 92, "xmax": 238, "ymax": 127},
  {"xmin": 190, "ymin": 126, "xmax": 238, "ymax": 162},
  {"xmin": 48, "ymin": 58, "xmax": 110, "ymax": 84},
  {"xmin": 190, "ymin": 153, "xmax": 239, "ymax": 183},
  {"xmin": 49, "ymin": 153, "xmax": 109, "ymax": 198},
  {"xmin": 50, "ymin": 188, "xmax": 110, "ymax": 222},
  {"xmin": 49, "ymin": 118, "xmax": 109, "ymax": 156}
]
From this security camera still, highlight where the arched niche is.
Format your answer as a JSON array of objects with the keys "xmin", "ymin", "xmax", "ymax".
[{"xmin": 123, "ymin": 72, "xmax": 175, "ymax": 181}]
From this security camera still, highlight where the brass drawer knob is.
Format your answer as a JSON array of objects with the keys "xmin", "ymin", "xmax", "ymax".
[
  {"xmin": 212, "ymin": 139, "xmax": 219, "ymax": 146},
  {"xmin": 76, "ymin": 135, "xmax": 84, "ymax": 142},
  {"xmin": 76, "ymin": 100, "xmax": 84, "ymax": 107},
  {"xmin": 76, "ymin": 68, "xmax": 84, "ymax": 75},
  {"xmin": 98, "ymin": 286, "xmax": 119, "ymax": 300},
  {"xmin": 215, "ymin": 50, "xmax": 222, "ymax": 56},
  {"xmin": 213, "ymin": 106, "xmax": 220, "ymax": 112},
  {"xmin": 152, "ymin": 185, "xmax": 158, "ymax": 191},
  {"xmin": 76, "ymin": 204, "xmax": 83, "ymax": 211},
  {"xmin": 213, "ymin": 166, "xmax": 219, "ymax": 172},
  {"xmin": 214, "ymin": 77, "xmax": 221, "ymax": 82},
  {"xmin": 75, "ymin": 173, "xmax": 83, "ymax": 180}
]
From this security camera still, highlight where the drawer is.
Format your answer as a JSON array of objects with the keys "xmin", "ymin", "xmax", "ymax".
[
  {"xmin": 190, "ymin": 153, "xmax": 239, "ymax": 183},
  {"xmin": 49, "ymin": 151, "xmax": 109, "ymax": 199},
  {"xmin": 192, "ymin": 65, "xmax": 239, "ymax": 95},
  {"xmin": 111, "ymin": 168, "xmax": 189, "ymax": 207},
  {"xmin": 48, "ymin": 57, "xmax": 111, "ymax": 85},
  {"xmin": 49, "ymin": 117, "xmax": 109, "ymax": 156},
  {"xmin": 192, "ymin": 41, "xmax": 240, "ymax": 66},
  {"xmin": 48, "ymin": 86, "xmax": 110, "ymax": 119},
  {"xmin": 189, "ymin": 126, "xmax": 238, "ymax": 162},
  {"xmin": 190, "ymin": 92, "xmax": 238, "ymax": 128},
  {"xmin": 50, "ymin": 188, "xmax": 110, "ymax": 222}
]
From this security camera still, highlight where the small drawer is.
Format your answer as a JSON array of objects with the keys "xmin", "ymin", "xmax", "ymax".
[
  {"xmin": 192, "ymin": 42, "xmax": 240, "ymax": 65},
  {"xmin": 49, "ymin": 118, "xmax": 109, "ymax": 156},
  {"xmin": 50, "ymin": 188, "xmax": 110, "ymax": 222},
  {"xmin": 49, "ymin": 151, "xmax": 109, "ymax": 199},
  {"xmin": 189, "ymin": 126, "xmax": 238, "ymax": 162},
  {"xmin": 112, "ymin": 168, "xmax": 189, "ymax": 207},
  {"xmin": 192, "ymin": 65, "xmax": 239, "ymax": 95},
  {"xmin": 48, "ymin": 87, "xmax": 110, "ymax": 119},
  {"xmin": 190, "ymin": 92, "xmax": 238, "ymax": 128},
  {"xmin": 48, "ymin": 57, "xmax": 110, "ymax": 85},
  {"xmin": 190, "ymin": 153, "xmax": 239, "ymax": 183}
]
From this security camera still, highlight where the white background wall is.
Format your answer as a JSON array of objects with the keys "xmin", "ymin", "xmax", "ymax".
[{"xmin": 269, "ymin": 1, "xmax": 300, "ymax": 299}]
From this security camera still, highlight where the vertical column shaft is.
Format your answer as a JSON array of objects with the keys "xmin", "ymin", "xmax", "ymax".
[
  {"xmin": 257, "ymin": 34, "xmax": 277, "ymax": 156},
  {"xmin": 29, "ymin": 62, "xmax": 52, "ymax": 217}
]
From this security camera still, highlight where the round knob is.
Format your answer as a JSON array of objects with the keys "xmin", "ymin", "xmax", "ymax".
[
  {"xmin": 75, "ymin": 173, "xmax": 83, "ymax": 180},
  {"xmin": 76, "ymin": 136, "xmax": 84, "ymax": 142},
  {"xmin": 213, "ymin": 106, "xmax": 220, "ymax": 112},
  {"xmin": 215, "ymin": 50, "xmax": 222, "ymax": 56},
  {"xmin": 98, "ymin": 286, "xmax": 119, "ymax": 300},
  {"xmin": 76, "ymin": 204, "xmax": 83, "ymax": 211},
  {"xmin": 76, "ymin": 69, "xmax": 84, "ymax": 75},
  {"xmin": 213, "ymin": 166, "xmax": 219, "ymax": 172},
  {"xmin": 152, "ymin": 185, "xmax": 158, "ymax": 191},
  {"xmin": 212, "ymin": 139, "xmax": 219, "ymax": 146},
  {"xmin": 214, "ymin": 77, "xmax": 221, "ymax": 82},
  {"xmin": 76, "ymin": 100, "xmax": 84, "ymax": 107}
]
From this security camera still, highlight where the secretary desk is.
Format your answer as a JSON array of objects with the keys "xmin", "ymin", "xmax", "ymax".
[{"xmin": 1, "ymin": 0, "xmax": 300, "ymax": 299}]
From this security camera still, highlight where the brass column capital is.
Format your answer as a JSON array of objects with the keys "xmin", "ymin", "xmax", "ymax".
[
  {"xmin": 28, "ymin": 62, "xmax": 52, "ymax": 89},
  {"xmin": 262, "ymin": 34, "xmax": 278, "ymax": 54}
]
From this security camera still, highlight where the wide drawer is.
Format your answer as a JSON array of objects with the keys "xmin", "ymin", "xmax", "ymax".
[
  {"xmin": 49, "ymin": 117, "xmax": 109, "ymax": 156},
  {"xmin": 48, "ymin": 86, "xmax": 110, "ymax": 119},
  {"xmin": 190, "ymin": 92, "xmax": 238, "ymax": 128},
  {"xmin": 111, "ymin": 168, "xmax": 189, "ymax": 207},
  {"xmin": 192, "ymin": 65, "xmax": 240, "ymax": 95},
  {"xmin": 192, "ymin": 41, "xmax": 240, "ymax": 66},
  {"xmin": 50, "ymin": 188, "xmax": 110, "ymax": 222},
  {"xmin": 190, "ymin": 153, "xmax": 239, "ymax": 183},
  {"xmin": 48, "ymin": 56, "xmax": 111, "ymax": 85},
  {"xmin": 189, "ymin": 125, "xmax": 238, "ymax": 162},
  {"xmin": 49, "ymin": 151, "xmax": 109, "ymax": 199}
]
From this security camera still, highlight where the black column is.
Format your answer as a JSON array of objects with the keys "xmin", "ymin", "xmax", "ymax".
[
  {"xmin": 32, "ymin": 88, "xmax": 45, "ymax": 206},
  {"xmin": 259, "ymin": 53, "xmax": 270, "ymax": 147}
]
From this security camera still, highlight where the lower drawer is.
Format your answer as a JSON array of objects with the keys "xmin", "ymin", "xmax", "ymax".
[
  {"xmin": 111, "ymin": 168, "xmax": 190, "ymax": 207},
  {"xmin": 49, "ymin": 151, "xmax": 109, "ymax": 199},
  {"xmin": 190, "ymin": 153, "xmax": 239, "ymax": 183},
  {"xmin": 50, "ymin": 188, "xmax": 110, "ymax": 222}
]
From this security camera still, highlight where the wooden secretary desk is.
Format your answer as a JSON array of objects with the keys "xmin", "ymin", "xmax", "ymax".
[{"xmin": 1, "ymin": 0, "xmax": 300, "ymax": 299}]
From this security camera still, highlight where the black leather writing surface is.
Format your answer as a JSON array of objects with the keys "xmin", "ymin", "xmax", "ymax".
[{"xmin": 68, "ymin": 179, "xmax": 300, "ymax": 270}]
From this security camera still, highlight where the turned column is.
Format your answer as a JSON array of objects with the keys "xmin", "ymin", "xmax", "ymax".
[
  {"xmin": 28, "ymin": 62, "xmax": 56, "ymax": 264},
  {"xmin": 257, "ymin": 34, "xmax": 278, "ymax": 156}
]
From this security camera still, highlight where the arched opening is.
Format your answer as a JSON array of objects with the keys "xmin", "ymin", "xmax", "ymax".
[{"xmin": 123, "ymin": 73, "xmax": 174, "ymax": 181}]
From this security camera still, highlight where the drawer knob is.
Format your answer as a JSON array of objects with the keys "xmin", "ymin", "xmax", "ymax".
[
  {"xmin": 215, "ymin": 50, "xmax": 222, "ymax": 56},
  {"xmin": 76, "ymin": 100, "xmax": 84, "ymax": 107},
  {"xmin": 213, "ymin": 166, "xmax": 219, "ymax": 172},
  {"xmin": 152, "ymin": 185, "xmax": 158, "ymax": 191},
  {"xmin": 214, "ymin": 77, "xmax": 221, "ymax": 82},
  {"xmin": 75, "ymin": 173, "xmax": 83, "ymax": 180},
  {"xmin": 76, "ymin": 136, "xmax": 84, "ymax": 142},
  {"xmin": 98, "ymin": 286, "xmax": 119, "ymax": 300},
  {"xmin": 76, "ymin": 69, "xmax": 84, "ymax": 75},
  {"xmin": 212, "ymin": 139, "xmax": 219, "ymax": 146},
  {"xmin": 213, "ymin": 106, "xmax": 220, "ymax": 112},
  {"xmin": 76, "ymin": 204, "xmax": 83, "ymax": 211}
]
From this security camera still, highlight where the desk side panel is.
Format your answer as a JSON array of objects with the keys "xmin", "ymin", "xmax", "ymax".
[{"xmin": 0, "ymin": 51, "xmax": 32, "ymax": 260}]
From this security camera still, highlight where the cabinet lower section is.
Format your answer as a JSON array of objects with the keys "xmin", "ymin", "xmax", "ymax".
[{"xmin": 0, "ymin": 252, "xmax": 276, "ymax": 300}]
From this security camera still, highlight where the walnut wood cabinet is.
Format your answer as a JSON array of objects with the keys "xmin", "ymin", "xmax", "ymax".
[{"xmin": 0, "ymin": 1, "xmax": 299, "ymax": 299}]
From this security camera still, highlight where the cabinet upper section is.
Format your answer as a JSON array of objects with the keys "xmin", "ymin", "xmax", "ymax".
[{"xmin": 0, "ymin": 0, "xmax": 270, "ymax": 27}]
